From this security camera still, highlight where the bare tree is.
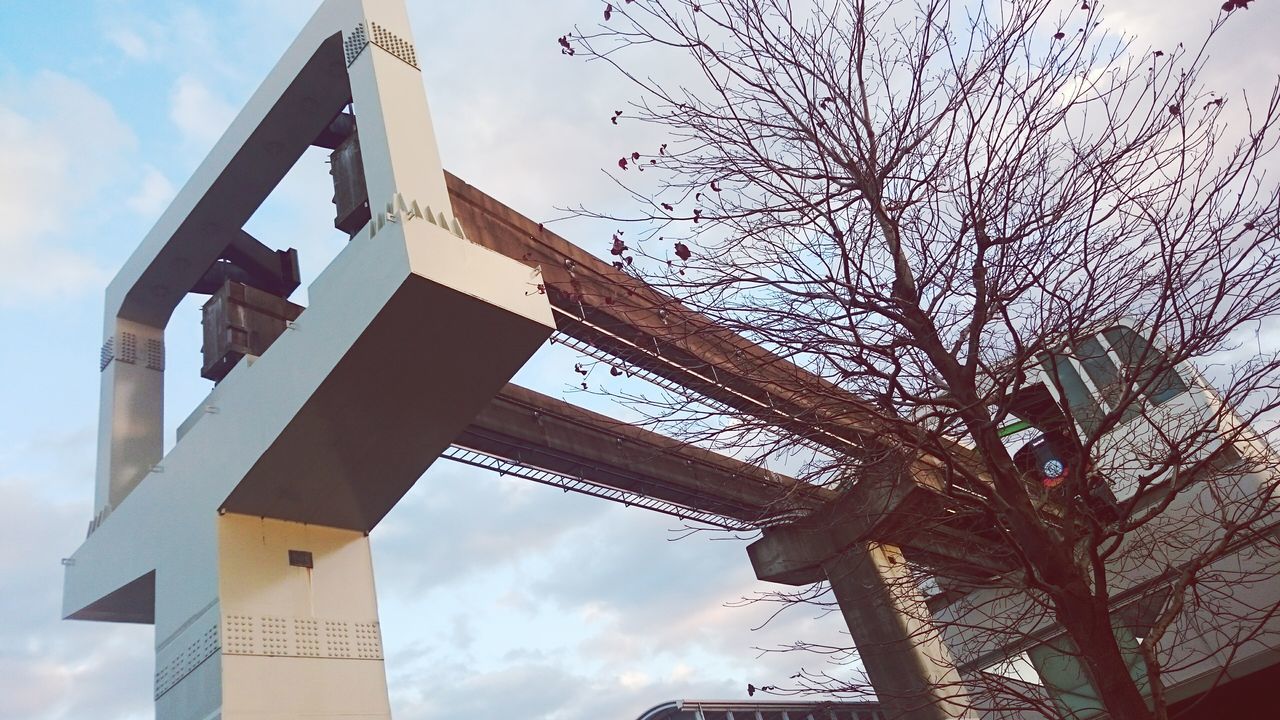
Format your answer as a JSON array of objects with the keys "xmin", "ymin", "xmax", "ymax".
[{"xmin": 557, "ymin": 1, "xmax": 1280, "ymax": 718}]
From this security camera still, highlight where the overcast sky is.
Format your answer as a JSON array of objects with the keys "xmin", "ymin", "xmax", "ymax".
[{"xmin": 1, "ymin": 1, "xmax": 1277, "ymax": 719}]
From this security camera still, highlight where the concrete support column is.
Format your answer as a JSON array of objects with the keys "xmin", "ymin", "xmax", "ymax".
[
  {"xmin": 346, "ymin": 0, "xmax": 456, "ymax": 228},
  {"xmin": 155, "ymin": 513, "xmax": 392, "ymax": 719},
  {"xmin": 95, "ymin": 318, "xmax": 165, "ymax": 516},
  {"xmin": 748, "ymin": 529, "xmax": 970, "ymax": 720},
  {"xmin": 821, "ymin": 543, "xmax": 969, "ymax": 720}
]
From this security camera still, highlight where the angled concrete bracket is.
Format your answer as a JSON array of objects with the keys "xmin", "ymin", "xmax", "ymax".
[{"xmin": 64, "ymin": 1, "xmax": 553, "ymax": 718}]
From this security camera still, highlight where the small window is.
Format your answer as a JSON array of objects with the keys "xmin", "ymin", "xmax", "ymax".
[
  {"xmin": 1102, "ymin": 326, "xmax": 1188, "ymax": 405},
  {"xmin": 981, "ymin": 650, "xmax": 1043, "ymax": 685},
  {"xmin": 1073, "ymin": 337, "xmax": 1121, "ymax": 405},
  {"xmin": 1073, "ymin": 336, "xmax": 1139, "ymax": 424},
  {"xmin": 1040, "ymin": 354, "xmax": 1105, "ymax": 435}
]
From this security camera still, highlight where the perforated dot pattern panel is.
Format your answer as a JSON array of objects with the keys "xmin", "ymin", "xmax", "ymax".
[
  {"xmin": 343, "ymin": 23, "xmax": 368, "ymax": 65},
  {"xmin": 353, "ymin": 622, "xmax": 383, "ymax": 659},
  {"xmin": 224, "ymin": 614, "xmax": 256, "ymax": 654},
  {"xmin": 154, "ymin": 623, "xmax": 220, "ymax": 700},
  {"xmin": 99, "ymin": 337, "xmax": 114, "ymax": 371},
  {"xmin": 261, "ymin": 616, "xmax": 289, "ymax": 655},
  {"xmin": 295, "ymin": 618, "xmax": 321, "ymax": 657},
  {"xmin": 325, "ymin": 619, "xmax": 353, "ymax": 658},
  {"xmin": 344, "ymin": 21, "xmax": 420, "ymax": 70},
  {"xmin": 218, "ymin": 615, "xmax": 383, "ymax": 662},
  {"xmin": 145, "ymin": 338, "xmax": 165, "ymax": 371},
  {"xmin": 119, "ymin": 332, "xmax": 137, "ymax": 364},
  {"xmin": 369, "ymin": 21, "xmax": 418, "ymax": 69},
  {"xmin": 102, "ymin": 332, "xmax": 163, "ymax": 372}
]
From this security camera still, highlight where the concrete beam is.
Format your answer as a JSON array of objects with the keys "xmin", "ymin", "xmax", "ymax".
[
  {"xmin": 748, "ymin": 537, "xmax": 973, "ymax": 718},
  {"xmin": 106, "ymin": 30, "xmax": 352, "ymax": 329},
  {"xmin": 746, "ymin": 524, "xmax": 833, "ymax": 585},
  {"xmin": 464, "ymin": 386, "xmax": 1010, "ymax": 578},
  {"xmin": 745, "ymin": 453, "xmax": 1012, "ymax": 585},
  {"xmin": 462, "ymin": 384, "xmax": 832, "ymax": 524},
  {"xmin": 445, "ymin": 173, "xmax": 890, "ymax": 458},
  {"xmin": 443, "ymin": 172, "xmax": 997, "ymax": 535},
  {"xmin": 463, "ymin": 386, "xmax": 1012, "ymax": 577}
]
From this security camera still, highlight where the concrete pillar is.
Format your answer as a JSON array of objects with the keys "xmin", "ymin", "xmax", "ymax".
[
  {"xmin": 821, "ymin": 543, "xmax": 969, "ymax": 720},
  {"xmin": 155, "ymin": 513, "xmax": 391, "ymax": 719},
  {"xmin": 345, "ymin": 0, "xmax": 460, "ymax": 235},
  {"xmin": 95, "ymin": 318, "xmax": 165, "ymax": 516},
  {"xmin": 748, "ymin": 530, "xmax": 970, "ymax": 720}
]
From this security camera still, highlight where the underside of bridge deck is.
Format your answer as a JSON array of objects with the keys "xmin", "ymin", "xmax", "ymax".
[
  {"xmin": 457, "ymin": 383, "xmax": 828, "ymax": 528},
  {"xmin": 457, "ymin": 381, "xmax": 1012, "ymax": 581}
]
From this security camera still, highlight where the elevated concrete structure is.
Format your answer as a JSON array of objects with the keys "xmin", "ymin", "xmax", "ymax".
[
  {"xmin": 634, "ymin": 699, "xmax": 887, "ymax": 720},
  {"xmin": 64, "ymin": 1, "xmax": 551, "ymax": 717},
  {"xmin": 68, "ymin": 1, "xmax": 1277, "ymax": 718},
  {"xmin": 440, "ymin": 177, "xmax": 983, "ymax": 720},
  {"xmin": 460, "ymin": 383, "xmax": 829, "ymax": 526},
  {"xmin": 60, "ymin": 0, "xmax": 980, "ymax": 709}
]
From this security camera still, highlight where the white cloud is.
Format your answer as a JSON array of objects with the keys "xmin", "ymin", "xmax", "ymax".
[
  {"xmin": 169, "ymin": 74, "xmax": 234, "ymax": 150},
  {"xmin": 97, "ymin": 5, "xmax": 220, "ymax": 74},
  {"xmin": 0, "ymin": 478, "xmax": 152, "ymax": 720},
  {"xmin": 374, "ymin": 465, "xmax": 853, "ymax": 720},
  {"xmin": 106, "ymin": 27, "xmax": 150, "ymax": 61},
  {"xmin": 372, "ymin": 464, "xmax": 605, "ymax": 596},
  {"xmin": 126, "ymin": 165, "xmax": 175, "ymax": 218},
  {"xmin": 0, "ymin": 71, "xmax": 134, "ymax": 307},
  {"xmin": 618, "ymin": 670, "xmax": 653, "ymax": 690}
]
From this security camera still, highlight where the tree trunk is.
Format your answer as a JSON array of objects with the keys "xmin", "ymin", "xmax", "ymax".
[{"xmin": 1055, "ymin": 582, "xmax": 1154, "ymax": 720}]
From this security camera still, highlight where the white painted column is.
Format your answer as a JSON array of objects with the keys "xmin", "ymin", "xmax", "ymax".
[
  {"xmin": 344, "ymin": 0, "xmax": 458, "ymax": 231},
  {"xmin": 155, "ymin": 514, "xmax": 391, "ymax": 719},
  {"xmin": 94, "ymin": 317, "xmax": 165, "ymax": 516},
  {"xmin": 66, "ymin": 2, "xmax": 552, "ymax": 718}
]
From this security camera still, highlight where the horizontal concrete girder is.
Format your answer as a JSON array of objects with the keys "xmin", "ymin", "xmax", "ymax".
[
  {"xmin": 107, "ymin": 35, "xmax": 352, "ymax": 330},
  {"xmin": 443, "ymin": 172, "xmax": 1000, "ymax": 536},
  {"xmin": 217, "ymin": 220, "xmax": 554, "ymax": 531},
  {"xmin": 746, "ymin": 456, "xmax": 1016, "ymax": 586},
  {"xmin": 461, "ymin": 385, "xmax": 1012, "ymax": 580},
  {"xmin": 445, "ymin": 172, "xmax": 891, "ymax": 458},
  {"xmin": 461, "ymin": 383, "xmax": 832, "ymax": 524}
]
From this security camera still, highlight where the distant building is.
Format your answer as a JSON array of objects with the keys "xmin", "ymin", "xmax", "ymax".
[
  {"xmin": 938, "ymin": 321, "xmax": 1280, "ymax": 716},
  {"xmin": 634, "ymin": 699, "xmax": 886, "ymax": 720}
]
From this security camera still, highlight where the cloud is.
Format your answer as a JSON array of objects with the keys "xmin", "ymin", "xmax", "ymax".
[
  {"xmin": 384, "ymin": 638, "xmax": 799, "ymax": 720},
  {"xmin": 395, "ymin": 661, "xmax": 585, "ymax": 719},
  {"xmin": 126, "ymin": 165, "xmax": 175, "ymax": 218},
  {"xmin": 106, "ymin": 27, "xmax": 151, "ymax": 61},
  {"xmin": 0, "ymin": 425, "xmax": 96, "ymax": 504},
  {"xmin": 1096, "ymin": 1, "xmax": 1280, "ymax": 120},
  {"xmin": 169, "ymin": 74, "xmax": 235, "ymax": 150},
  {"xmin": 97, "ymin": 5, "xmax": 221, "ymax": 74},
  {"xmin": 0, "ymin": 479, "xmax": 152, "ymax": 720},
  {"xmin": 410, "ymin": 0, "xmax": 649, "ymax": 220},
  {"xmin": 372, "ymin": 463, "xmax": 607, "ymax": 597},
  {"xmin": 0, "ymin": 71, "xmax": 132, "ymax": 307},
  {"xmin": 527, "ymin": 512, "xmax": 845, "ymax": 672},
  {"xmin": 373, "ymin": 463, "xmax": 854, "ymax": 720}
]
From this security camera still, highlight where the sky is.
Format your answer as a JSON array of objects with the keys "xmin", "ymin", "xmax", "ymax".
[{"xmin": 0, "ymin": 1, "xmax": 1277, "ymax": 719}]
